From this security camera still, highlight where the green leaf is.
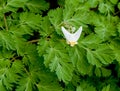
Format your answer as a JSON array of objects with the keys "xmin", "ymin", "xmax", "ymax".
[
  {"xmin": 102, "ymin": 84, "xmax": 110, "ymax": 91},
  {"xmin": 39, "ymin": 16, "xmax": 54, "ymax": 36},
  {"xmin": 0, "ymin": 80, "xmax": 7, "ymax": 91},
  {"xmin": 18, "ymin": 47, "xmax": 62, "ymax": 91},
  {"xmin": 118, "ymin": 2, "xmax": 120, "ymax": 10},
  {"xmin": 5, "ymin": 61, "xmax": 23, "ymax": 90},
  {"xmin": 98, "ymin": 2, "xmax": 114, "ymax": 14},
  {"xmin": 44, "ymin": 47, "xmax": 55, "ymax": 66},
  {"xmin": 48, "ymin": 8, "xmax": 63, "ymax": 34},
  {"xmin": 117, "ymin": 22, "xmax": 120, "ymax": 33},
  {"xmin": 110, "ymin": 0, "xmax": 118, "ymax": 4},
  {"xmin": 77, "ymin": 81, "xmax": 96, "ymax": 91},
  {"xmin": 44, "ymin": 44, "xmax": 73, "ymax": 83},
  {"xmin": 86, "ymin": 0, "xmax": 99, "ymax": 8},
  {"xmin": 63, "ymin": 84, "xmax": 75, "ymax": 91},
  {"xmin": 16, "ymin": 47, "xmax": 41, "ymax": 91},
  {"xmin": 68, "ymin": 46, "xmax": 93, "ymax": 76},
  {"xmin": 37, "ymin": 39, "xmax": 49, "ymax": 56},
  {"xmin": 13, "ymin": 36, "xmax": 27, "ymax": 55},
  {"xmin": 7, "ymin": 0, "xmax": 28, "ymax": 7},
  {"xmin": 95, "ymin": 67, "xmax": 111, "ymax": 77},
  {"xmin": 95, "ymin": 67, "xmax": 101, "ymax": 77},
  {"xmin": 0, "ymin": 56, "xmax": 23, "ymax": 90},
  {"xmin": 0, "ymin": 0, "xmax": 119, "ymax": 90},
  {"xmin": 55, "ymin": 61, "xmax": 73, "ymax": 84},
  {"xmin": 0, "ymin": 48, "xmax": 14, "ymax": 59},
  {"xmin": 37, "ymin": 66, "xmax": 63, "ymax": 91},
  {"xmin": 25, "ymin": 0, "xmax": 49, "ymax": 13},
  {"xmin": 37, "ymin": 81, "xmax": 63, "ymax": 91},
  {"xmin": 0, "ymin": 0, "xmax": 28, "ymax": 13},
  {"xmin": 87, "ymin": 44, "xmax": 114, "ymax": 66},
  {"xmin": 63, "ymin": 0, "xmax": 89, "ymax": 23},
  {"xmin": 94, "ymin": 16, "xmax": 117, "ymax": 40},
  {"xmin": 101, "ymin": 67, "xmax": 111, "ymax": 77},
  {"xmin": 81, "ymin": 34, "xmax": 102, "ymax": 49},
  {"xmin": 110, "ymin": 38, "xmax": 120, "ymax": 63},
  {"xmin": 0, "ymin": 31, "xmax": 15, "ymax": 50},
  {"xmin": 94, "ymin": 44, "xmax": 114, "ymax": 64},
  {"xmin": 87, "ymin": 49, "xmax": 102, "ymax": 67},
  {"xmin": 63, "ymin": 1, "xmax": 90, "ymax": 26},
  {"xmin": 63, "ymin": 0, "xmax": 77, "ymax": 21},
  {"xmin": 64, "ymin": 10, "xmax": 90, "ymax": 27},
  {"xmin": 16, "ymin": 75, "xmax": 34, "ymax": 91},
  {"xmin": 57, "ymin": 0, "xmax": 65, "ymax": 7},
  {"xmin": 19, "ymin": 12, "xmax": 42, "ymax": 30}
]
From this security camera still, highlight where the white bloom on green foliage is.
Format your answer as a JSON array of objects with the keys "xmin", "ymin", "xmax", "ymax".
[{"xmin": 61, "ymin": 26, "xmax": 82, "ymax": 47}]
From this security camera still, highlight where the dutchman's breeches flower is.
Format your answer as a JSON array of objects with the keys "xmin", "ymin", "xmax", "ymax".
[{"xmin": 61, "ymin": 26, "xmax": 82, "ymax": 47}]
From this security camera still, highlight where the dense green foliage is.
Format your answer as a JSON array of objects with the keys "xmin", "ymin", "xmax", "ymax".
[{"xmin": 0, "ymin": 0, "xmax": 120, "ymax": 91}]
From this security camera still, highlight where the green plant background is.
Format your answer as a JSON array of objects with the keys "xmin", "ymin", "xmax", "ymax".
[{"xmin": 0, "ymin": 0, "xmax": 120, "ymax": 91}]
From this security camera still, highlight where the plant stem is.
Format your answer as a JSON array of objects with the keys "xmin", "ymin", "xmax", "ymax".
[
  {"xmin": 28, "ymin": 39, "xmax": 39, "ymax": 43},
  {"xmin": 114, "ymin": 10, "xmax": 120, "ymax": 16},
  {"xmin": 4, "ymin": 14, "xmax": 8, "ymax": 31}
]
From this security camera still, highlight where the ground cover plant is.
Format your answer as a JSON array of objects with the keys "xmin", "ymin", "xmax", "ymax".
[{"xmin": 0, "ymin": 0, "xmax": 120, "ymax": 91}]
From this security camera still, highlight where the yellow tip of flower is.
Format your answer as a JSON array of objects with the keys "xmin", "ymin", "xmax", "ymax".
[{"xmin": 67, "ymin": 41, "xmax": 78, "ymax": 47}]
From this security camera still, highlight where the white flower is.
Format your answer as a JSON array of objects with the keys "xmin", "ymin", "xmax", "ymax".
[{"xmin": 61, "ymin": 26, "xmax": 82, "ymax": 47}]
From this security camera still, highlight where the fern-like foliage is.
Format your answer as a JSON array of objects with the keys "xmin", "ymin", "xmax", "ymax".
[{"xmin": 0, "ymin": 0, "xmax": 120, "ymax": 91}]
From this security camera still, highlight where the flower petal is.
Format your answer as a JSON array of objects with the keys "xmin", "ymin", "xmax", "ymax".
[
  {"xmin": 61, "ymin": 26, "xmax": 72, "ymax": 41},
  {"xmin": 73, "ymin": 26, "xmax": 82, "ymax": 41}
]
